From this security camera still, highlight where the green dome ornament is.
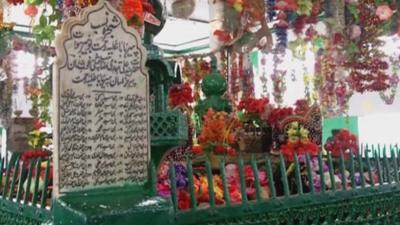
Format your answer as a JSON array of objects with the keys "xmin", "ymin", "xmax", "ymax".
[{"xmin": 194, "ymin": 59, "xmax": 232, "ymax": 120}]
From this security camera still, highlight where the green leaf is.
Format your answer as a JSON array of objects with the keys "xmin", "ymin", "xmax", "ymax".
[
  {"xmin": 237, "ymin": 111, "xmax": 245, "ymax": 121},
  {"xmin": 34, "ymin": 0, "xmax": 43, "ymax": 5},
  {"xmin": 48, "ymin": 0, "xmax": 56, "ymax": 7},
  {"xmin": 39, "ymin": 15, "xmax": 47, "ymax": 27},
  {"xmin": 381, "ymin": 18, "xmax": 394, "ymax": 34},
  {"xmin": 347, "ymin": 5, "xmax": 359, "ymax": 23}
]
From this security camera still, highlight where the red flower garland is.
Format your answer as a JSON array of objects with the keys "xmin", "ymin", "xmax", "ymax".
[{"xmin": 168, "ymin": 83, "xmax": 194, "ymax": 109}]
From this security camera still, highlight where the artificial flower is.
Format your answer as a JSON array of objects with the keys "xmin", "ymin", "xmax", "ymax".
[
  {"xmin": 375, "ymin": 5, "xmax": 393, "ymax": 21},
  {"xmin": 178, "ymin": 189, "xmax": 191, "ymax": 210},
  {"xmin": 237, "ymin": 97, "xmax": 269, "ymax": 115},
  {"xmin": 324, "ymin": 129, "xmax": 358, "ymax": 159},
  {"xmin": 349, "ymin": 25, "xmax": 362, "ymax": 39},
  {"xmin": 142, "ymin": 0, "xmax": 155, "ymax": 14},
  {"xmin": 33, "ymin": 118, "xmax": 45, "ymax": 130},
  {"xmin": 294, "ymin": 99, "xmax": 310, "ymax": 115},
  {"xmin": 237, "ymin": 96, "xmax": 271, "ymax": 127},
  {"xmin": 281, "ymin": 140, "xmax": 319, "ymax": 161},
  {"xmin": 21, "ymin": 149, "xmax": 51, "ymax": 168},
  {"xmin": 198, "ymin": 109, "xmax": 241, "ymax": 155},
  {"xmin": 296, "ymin": 0, "xmax": 313, "ymax": 16},
  {"xmin": 192, "ymin": 144, "xmax": 204, "ymax": 155},
  {"xmin": 121, "ymin": 0, "xmax": 144, "ymax": 27},
  {"xmin": 213, "ymin": 30, "xmax": 233, "ymax": 43},
  {"xmin": 168, "ymin": 83, "xmax": 194, "ymax": 109},
  {"xmin": 267, "ymin": 107, "xmax": 294, "ymax": 128},
  {"xmin": 7, "ymin": 0, "xmax": 24, "ymax": 5},
  {"xmin": 24, "ymin": 5, "xmax": 38, "ymax": 17}
]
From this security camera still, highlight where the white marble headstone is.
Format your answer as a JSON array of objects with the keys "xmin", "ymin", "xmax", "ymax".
[{"xmin": 53, "ymin": 0, "xmax": 150, "ymax": 194}]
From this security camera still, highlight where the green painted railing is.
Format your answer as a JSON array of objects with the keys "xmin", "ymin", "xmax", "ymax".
[
  {"xmin": 155, "ymin": 143, "xmax": 400, "ymax": 225},
  {"xmin": 1, "ymin": 143, "xmax": 400, "ymax": 225},
  {"xmin": 0, "ymin": 153, "xmax": 52, "ymax": 225}
]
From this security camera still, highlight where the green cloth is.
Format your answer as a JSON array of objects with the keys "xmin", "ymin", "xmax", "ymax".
[{"xmin": 322, "ymin": 116, "xmax": 359, "ymax": 145}]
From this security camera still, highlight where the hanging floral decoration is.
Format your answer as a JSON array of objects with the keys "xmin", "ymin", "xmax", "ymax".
[
  {"xmin": 271, "ymin": 51, "xmax": 286, "ymax": 105},
  {"xmin": 259, "ymin": 54, "xmax": 269, "ymax": 97},
  {"xmin": 379, "ymin": 55, "xmax": 400, "ymax": 104},
  {"xmin": 344, "ymin": 0, "xmax": 395, "ymax": 94},
  {"xmin": 228, "ymin": 53, "xmax": 239, "ymax": 100},
  {"xmin": 181, "ymin": 58, "xmax": 211, "ymax": 101}
]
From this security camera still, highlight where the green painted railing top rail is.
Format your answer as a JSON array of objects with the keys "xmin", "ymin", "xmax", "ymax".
[
  {"xmin": 0, "ymin": 153, "xmax": 52, "ymax": 225},
  {"xmin": 151, "ymin": 143, "xmax": 400, "ymax": 225}
]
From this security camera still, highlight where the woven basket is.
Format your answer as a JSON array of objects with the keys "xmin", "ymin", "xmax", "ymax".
[{"xmin": 238, "ymin": 124, "xmax": 272, "ymax": 153}]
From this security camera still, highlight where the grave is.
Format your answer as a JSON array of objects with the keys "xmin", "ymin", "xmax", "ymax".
[{"xmin": 52, "ymin": 1, "xmax": 171, "ymax": 224}]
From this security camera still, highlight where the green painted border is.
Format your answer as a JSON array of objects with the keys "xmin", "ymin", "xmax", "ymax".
[{"xmin": 322, "ymin": 116, "xmax": 359, "ymax": 145}]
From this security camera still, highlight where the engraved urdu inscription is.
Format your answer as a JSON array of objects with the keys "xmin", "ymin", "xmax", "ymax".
[{"xmin": 55, "ymin": 2, "xmax": 149, "ymax": 192}]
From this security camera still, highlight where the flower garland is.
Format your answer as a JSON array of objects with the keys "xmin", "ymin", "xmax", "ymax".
[
  {"xmin": 181, "ymin": 58, "xmax": 211, "ymax": 101},
  {"xmin": 346, "ymin": 0, "xmax": 392, "ymax": 93},
  {"xmin": 266, "ymin": 0, "xmax": 276, "ymax": 21},
  {"xmin": 259, "ymin": 54, "xmax": 269, "ymax": 97},
  {"xmin": 271, "ymin": 51, "xmax": 286, "ymax": 105},
  {"xmin": 229, "ymin": 52, "xmax": 239, "ymax": 101},
  {"xmin": 379, "ymin": 54, "xmax": 400, "ymax": 104},
  {"xmin": 239, "ymin": 53, "xmax": 255, "ymax": 98}
]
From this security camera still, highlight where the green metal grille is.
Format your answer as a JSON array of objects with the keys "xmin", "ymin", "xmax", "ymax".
[
  {"xmin": 0, "ymin": 153, "xmax": 51, "ymax": 225},
  {"xmin": 151, "ymin": 111, "xmax": 189, "ymax": 146},
  {"xmin": 160, "ymin": 144, "xmax": 400, "ymax": 225}
]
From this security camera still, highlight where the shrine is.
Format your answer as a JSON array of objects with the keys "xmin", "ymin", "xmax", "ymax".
[{"xmin": 0, "ymin": 0, "xmax": 399, "ymax": 224}]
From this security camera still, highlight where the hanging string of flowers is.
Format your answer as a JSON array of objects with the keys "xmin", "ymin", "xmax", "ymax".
[
  {"xmin": 345, "ymin": 0, "xmax": 394, "ymax": 94},
  {"xmin": 271, "ymin": 51, "xmax": 286, "ymax": 105},
  {"xmin": 379, "ymin": 55, "xmax": 400, "ymax": 104}
]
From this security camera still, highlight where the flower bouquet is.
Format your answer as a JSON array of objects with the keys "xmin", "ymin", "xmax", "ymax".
[
  {"xmin": 281, "ymin": 122, "xmax": 319, "ymax": 162},
  {"xmin": 236, "ymin": 96, "xmax": 273, "ymax": 153},
  {"xmin": 324, "ymin": 129, "xmax": 359, "ymax": 159},
  {"xmin": 194, "ymin": 109, "xmax": 241, "ymax": 167}
]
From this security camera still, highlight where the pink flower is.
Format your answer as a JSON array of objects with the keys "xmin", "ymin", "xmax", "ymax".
[
  {"xmin": 376, "ymin": 5, "xmax": 393, "ymax": 21},
  {"xmin": 225, "ymin": 164, "xmax": 239, "ymax": 179},
  {"xmin": 350, "ymin": 25, "xmax": 361, "ymax": 39}
]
